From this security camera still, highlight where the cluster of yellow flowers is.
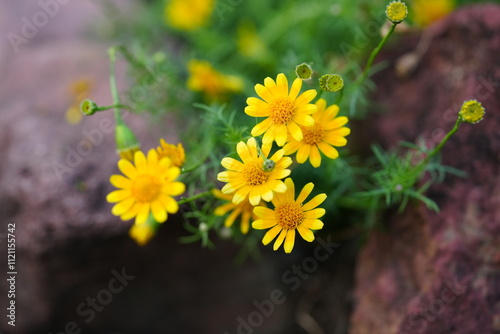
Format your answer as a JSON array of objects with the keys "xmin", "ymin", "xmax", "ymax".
[{"xmin": 215, "ymin": 73, "xmax": 350, "ymax": 253}]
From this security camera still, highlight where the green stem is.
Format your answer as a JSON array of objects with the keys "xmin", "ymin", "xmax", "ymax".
[
  {"xmin": 357, "ymin": 22, "xmax": 397, "ymax": 86},
  {"xmin": 95, "ymin": 104, "xmax": 132, "ymax": 112},
  {"xmin": 181, "ymin": 160, "xmax": 205, "ymax": 174},
  {"xmin": 115, "ymin": 45, "xmax": 155, "ymax": 79},
  {"xmin": 178, "ymin": 191, "xmax": 212, "ymax": 205},
  {"xmin": 419, "ymin": 118, "xmax": 461, "ymax": 168},
  {"xmin": 108, "ymin": 47, "xmax": 123, "ymax": 125},
  {"xmin": 334, "ymin": 89, "xmax": 344, "ymax": 105}
]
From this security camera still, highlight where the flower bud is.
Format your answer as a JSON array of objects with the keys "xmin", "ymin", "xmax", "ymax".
[
  {"xmin": 386, "ymin": 1, "xmax": 408, "ymax": 24},
  {"xmin": 459, "ymin": 100, "xmax": 485, "ymax": 124},
  {"xmin": 295, "ymin": 63, "xmax": 313, "ymax": 80},
  {"xmin": 80, "ymin": 99, "xmax": 98, "ymax": 115},
  {"xmin": 319, "ymin": 74, "xmax": 344, "ymax": 92},
  {"xmin": 262, "ymin": 159, "xmax": 276, "ymax": 172},
  {"xmin": 115, "ymin": 122, "xmax": 140, "ymax": 161}
]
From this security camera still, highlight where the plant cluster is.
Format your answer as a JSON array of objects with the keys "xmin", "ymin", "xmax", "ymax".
[{"xmin": 80, "ymin": 0, "xmax": 485, "ymax": 258}]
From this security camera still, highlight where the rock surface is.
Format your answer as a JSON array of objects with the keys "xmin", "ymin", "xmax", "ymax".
[{"xmin": 350, "ymin": 4, "xmax": 500, "ymax": 334}]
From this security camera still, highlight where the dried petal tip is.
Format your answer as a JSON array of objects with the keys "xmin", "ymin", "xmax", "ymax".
[
  {"xmin": 319, "ymin": 74, "xmax": 344, "ymax": 92},
  {"xmin": 80, "ymin": 99, "xmax": 98, "ymax": 115},
  {"xmin": 295, "ymin": 63, "xmax": 313, "ymax": 80},
  {"xmin": 386, "ymin": 1, "xmax": 408, "ymax": 23},
  {"xmin": 459, "ymin": 100, "xmax": 485, "ymax": 124}
]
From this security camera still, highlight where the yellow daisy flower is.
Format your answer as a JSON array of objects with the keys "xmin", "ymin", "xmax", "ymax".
[
  {"xmin": 107, "ymin": 149, "xmax": 185, "ymax": 225},
  {"xmin": 212, "ymin": 189, "xmax": 264, "ymax": 234},
  {"xmin": 157, "ymin": 139, "xmax": 186, "ymax": 168},
  {"xmin": 217, "ymin": 137, "xmax": 292, "ymax": 206},
  {"xmin": 284, "ymin": 99, "xmax": 350, "ymax": 168},
  {"xmin": 164, "ymin": 0, "xmax": 215, "ymax": 31},
  {"xmin": 187, "ymin": 59, "xmax": 243, "ymax": 101},
  {"xmin": 252, "ymin": 178, "xmax": 326, "ymax": 253},
  {"xmin": 245, "ymin": 73, "xmax": 318, "ymax": 147}
]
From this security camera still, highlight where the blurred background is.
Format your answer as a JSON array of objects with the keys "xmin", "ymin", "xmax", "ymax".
[{"xmin": 1, "ymin": 0, "xmax": 500, "ymax": 333}]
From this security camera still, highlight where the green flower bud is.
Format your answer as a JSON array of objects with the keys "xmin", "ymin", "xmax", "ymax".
[
  {"xmin": 80, "ymin": 99, "xmax": 98, "ymax": 115},
  {"xmin": 262, "ymin": 159, "xmax": 276, "ymax": 172},
  {"xmin": 319, "ymin": 74, "xmax": 344, "ymax": 92},
  {"xmin": 115, "ymin": 122, "xmax": 140, "ymax": 161},
  {"xmin": 386, "ymin": 1, "xmax": 408, "ymax": 24},
  {"xmin": 459, "ymin": 100, "xmax": 485, "ymax": 124},
  {"xmin": 295, "ymin": 63, "xmax": 313, "ymax": 80}
]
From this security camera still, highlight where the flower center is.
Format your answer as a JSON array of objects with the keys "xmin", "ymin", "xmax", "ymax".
[
  {"xmin": 269, "ymin": 98, "xmax": 295, "ymax": 124},
  {"xmin": 301, "ymin": 123, "xmax": 324, "ymax": 145},
  {"xmin": 243, "ymin": 159, "xmax": 269, "ymax": 186},
  {"xmin": 275, "ymin": 202, "xmax": 304, "ymax": 230},
  {"xmin": 131, "ymin": 175, "xmax": 162, "ymax": 203}
]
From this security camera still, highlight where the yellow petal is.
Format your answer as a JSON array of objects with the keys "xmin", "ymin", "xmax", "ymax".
[
  {"xmin": 297, "ymin": 225, "xmax": 315, "ymax": 242},
  {"xmin": 294, "ymin": 113, "xmax": 315, "ymax": 127},
  {"xmin": 318, "ymin": 142, "xmax": 339, "ymax": 160},
  {"xmin": 252, "ymin": 219, "xmax": 277, "ymax": 229},
  {"xmin": 255, "ymin": 83, "xmax": 274, "ymax": 103},
  {"xmin": 240, "ymin": 210, "xmax": 251, "ymax": 234},
  {"xmin": 214, "ymin": 202, "xmax": 234, "ymax": 216},
  {"xmin": 233, "ymin": 186, "xmax": 250, "ymax": 204},
  {"xmin": 111, "ymin": 198, "xmax": 135, "ymax": 216},
  {"xmin": 283, "ymin": 178, "xmax": 295, "ymax": 202},
  {"xmin": 287, "ymin": 122, "xmax": 303, "ymax": 142},
  {"xmin": 273, "ymin": 229, "xmax": 287, "ymax": 250},
  {"xmin": 151, "ymin": 200, "xmax": 167, "ymax": 223},
  {"xmin": 253, "ymin": 206, "xmax": 276, "ymax": 219},
  {"xmin": 251, "ymin": 118, "xmax": 273, "ymax": 137},
  {"xmin": 118, "ymin": 159, "xmax": 138, "ymax": 179},
  {"xmin": 262, "ymin": 225, "xmax": 282, "ymax": 245},
  {"xmin": 249, "ymin": 187, "xmax": 262, "ymax": 205},
  {"xmin": 283, "ymin": 140, "xmax": 301, "ymax": 155},
  {"xmin": 236, "ymin": 140, "xmax": 252, "ymax": 163},
  {"xmin": 304, "ymin": 208, "xmax": 326, "ymax": 219},
  {"xmin": 224, "ymin": 207, "xmax": 242, "ymax": 227},
  {"xmin": 284, "ymin": 229, "xmax": 296, "ymax": 253},
  {"xmin": 134, "ymin": 151, "xmax": 147, "ymax": 173},
  {"xmin": 110, "ymin": 175, "xmax": 131, "ymax": 189},
  {"xmin": 147, "ymin": 149, "xmax": 159, "ymax": 173},
  {"xmin": 135, "ymin": 203, "xmax": 150, "ymax": 225},
  {"xmin": 275, "ymin": 124, "xmax": 288, "ymax": 146},
  {"xmin": 302, "ymin": 219, "xmax": 324, "ymax": 230},
  {"xmin": 276, "ymin": 73, "xmax": 288, "ymax": 97},
  {"xmin": 296, "ymin": 182, "xmax": 314, "ymax": 204},
  {"xmin": 120, "ymin": 202, "xmax": 139, "ymax": 221},
  {"xmin": 164, "ymin": 181, "xmax": 185, "ymax": 196},
  {"xmin": 302, "ymin": 193, "xmax": 327, "ymax": 211},
  {"xmin": 289, "ymin": 78, "xmax": 302, "ymax": 101},
  {"xmin": 295, "ymin": 89, "xmax": 317, "ymax": 106},
  {"xmin": 309, "ymin": 145, "xmax": 321, "ymax": 168},
  {"xmin": 315, "ymin": 98, "xmax": 327, "ymax": 112},
  {"xmin": 106, "ymin": 190, "xmax": 131, "ymax": 203},
  {"xmin": 296, "ymin": 144, "xmax": 311, "ymax": 164}
]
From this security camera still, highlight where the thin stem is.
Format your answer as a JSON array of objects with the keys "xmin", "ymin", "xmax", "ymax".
[
  {"xmin": 334, "ymin": 89, "xmax": 344, "ymax": 105},
  {"xmin": 115, "ymin": 45, "xmax": 155, "ymax": 79},
  {"xmin": 108, "ymin": 47, "xmax": 123, "ymax": 125},
  {"xmin": 357, "ymin": 22, "xmax": 397, "ymax": 86},
  {"xmin": 181, "ymin": 160, "xmax": 205, "ymax": 174},
  {"xmin": 178, "ymin": 191, "xmax": 212, "ymax": 205},
  {"xmin": 419, "ymin": 118, "xmax": 461, "ymax": 168},
  {"xmin": 95, "ymin": 104, "xmax": 132, "ymax": 112}
]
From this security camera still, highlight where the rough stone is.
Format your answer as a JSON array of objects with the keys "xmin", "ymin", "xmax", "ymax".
[{"xmin": 350, "ymin": 4, "xmax": 500, "ymax": 334}]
